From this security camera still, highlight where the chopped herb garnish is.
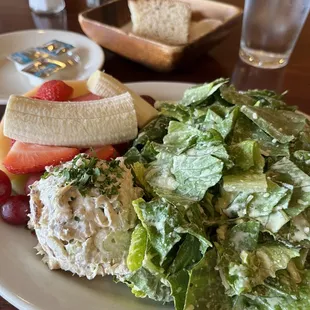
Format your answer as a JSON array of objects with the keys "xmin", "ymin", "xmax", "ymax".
[
  {"xmin": 51, "ymin": 154, "xmax": 124, "ymax": 197},
  {"xmin": 41, "ymin": 171, "xmax": 50, "ymax": 179}
]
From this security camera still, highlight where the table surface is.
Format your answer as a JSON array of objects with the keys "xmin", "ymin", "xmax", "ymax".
[{"xmin": 0, "ymin": 0, "xmax": 309, "ymax": 309}]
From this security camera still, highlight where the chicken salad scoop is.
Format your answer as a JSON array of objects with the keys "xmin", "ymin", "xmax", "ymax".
[{"xmin": 28, "ymin": 154, "xmax": 143, "ymax": 279}]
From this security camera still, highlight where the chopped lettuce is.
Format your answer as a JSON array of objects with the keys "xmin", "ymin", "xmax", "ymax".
[
  {"xmin": 278, "ymin": 208, "xmax": 310, "ymax": 247},
  {"xmin": 216, "ymin": 221, "xmax": 300, "ymax": 296},
  {"xmin": 184, "ymin": 249, "xmax": 232, "ymax": 310},
  {"xmin": 220, "ymin": 85, "xmax": 256, "ymax": 106},
  {"xmin": 241, "ymin": 105, "xmax": 306, "ymax": 144},
  {"xmin": 196, "ymin": 107, "xmax": 239, "ymax": 139},
  {"xmin": 244, "ymin": 89, "xmax": 295, "ymax": 111},
  {"xmin": 133, "ymin": 198, "xmax": 211, "ymax": 262},
  {"xmin": 122, "ymin": 198, "xmax": 211, "ymax": 305},
  {"xmin": 232, "ymin": 115, "xmax": 290, "ymax": 157},
  {"xmin": 126, "ymin": 267, "xmax": 172, "ymax": 302},
  {"xmin": 241, "ymin": 270, "xmax": 310, "ymax": 309},
  {"xmin": 131, "ymin": 162, "xmax": 154, "ymax": 199},
  {"xmin": 125, "ymin": 115, "xmax": 171, "ymax": 165},
  {"xmin": 168, "ymin": 235, "xmax": 202, "ymax": 275},
  {"xmin": 133, "ymin": 115, "xmax": 172, "ymax": 146},
  {"xmin": 181, "ymin": 78, "xmax": 228, "ymax": 107},
  {"xmin": 145, "ymin": 122, "xmax": 229, "ymax": 203},
  {"xmin": 228, "ymin": 140, "xmax": 265, "ymax": 172},
  {"xmin": 120, "ymin": 78, "xmax": 310, "ymax": 310},
  {"xmin": 160, "ymin": 103, "xmax": 190, "ymax": 123},
  {"xmin": 268, "ymin": 158, "xmax": 310, "ymax": 218},
  {"xmin": 127, "ymin": 224, "xmax": 147, "ymax": 272},
  {"xmin": 292, "ymin": 150, "xmax": 310, "ymax": 175},
  {"xmin": 223, "ymin": 173, "xmax": 267, "ymax": 193}
]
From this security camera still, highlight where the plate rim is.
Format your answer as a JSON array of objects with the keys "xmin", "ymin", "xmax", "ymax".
[{"xmin": 0, "ymin": 29, "xmax": 105, "ymax": 104}]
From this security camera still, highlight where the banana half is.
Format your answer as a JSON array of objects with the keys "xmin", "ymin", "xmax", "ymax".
[
  {"xmin": 4, "ymin": 92, "xmax": 138, "ymax": 148},
  {"xmin": 87, "ymin": 71, "xmax": 158, "ymax": 128}
]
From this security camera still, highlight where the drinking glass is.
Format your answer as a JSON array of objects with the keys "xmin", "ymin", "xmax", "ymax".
[
  {"xmin": 29, "ymin": 0, "xmax": 66, "ymax": 15},
  {"xmin": 239, "ymin": 0, "xmax": 309, "ymax": 69}
]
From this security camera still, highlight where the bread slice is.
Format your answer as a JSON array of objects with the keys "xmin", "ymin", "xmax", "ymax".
[{"xmin": 128, "ymin": 0, "xmax": 191, "ymax": 45}]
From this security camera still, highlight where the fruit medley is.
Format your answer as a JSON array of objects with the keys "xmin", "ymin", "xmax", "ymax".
[{"xmin": 0, "ymin": 74, "xmax": 156, "ymax": 226}]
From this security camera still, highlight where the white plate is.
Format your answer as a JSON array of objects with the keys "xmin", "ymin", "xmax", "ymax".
[
  {"xmin": 0, "ymin": 82, "xmax": 194, "ymax": 310},
  {"xmin": 0, "ymin": 30, "xmax": 104, "ymax": 104}
]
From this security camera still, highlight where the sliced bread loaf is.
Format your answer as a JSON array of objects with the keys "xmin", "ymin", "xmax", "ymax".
[{"xmin": 128, "ymin": 0, "xmax": 191, "ymax": 45}]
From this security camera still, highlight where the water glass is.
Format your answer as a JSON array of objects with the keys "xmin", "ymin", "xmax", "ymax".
[
  {"xmin": 29, "ymin": 0, "xmax": 66, "ymax": 15},
  {"xmin": 239, "ymin": 0, "xmax": 309, "ymax": 69}
]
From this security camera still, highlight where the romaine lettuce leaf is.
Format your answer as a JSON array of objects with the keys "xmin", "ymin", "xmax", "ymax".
[
  {"xmin": 168, "ymin": 235, "xmax": 202, "ymax": 275},
  {"xmin": 146, "ymin": 123, "xmax": 229, "ymax": 203},
  {"xmin": 167, "ymin": 270, "xmax": 189, "ymax": 310},
  {"xmin": 228, "ymin": 140, "xmax": 265, "ymax": 172},
  {"xmin": 291, "ymin": 150, "xmax": 310, "ymax": 175},
  {"xmin": 184, "ymin": 249, "xmax": 233, "ymax": 310},
  {"xmin": 295, "ymin": 122, "xmax": 310, "ymax": 152},
  {"xmin": 229, "ymin": 221, "xmax": 261, "ymax": 252},
  {"xmin": 126, "ymin": 267, "xmax": 172, "ymax": 302},
  {"xmin": 125, "ymin": 115, "xmax": 171, "ymax": 165},
  {"xmin": 124, "ymin": 198, "xmax": 213, "ymax": 307},
  {"xmin": 221, "ymin": 179, "xmax": 290, "ymax": 221},
  {"xmin": 131, "ymin": 162, "xmax": 155, "ymax": 199},
  {"xmin": 133, "ymin": 198, "xmax": 211, "ymax": 263},
  {"xmin": 181, "ymin": 78, "xmax": 228, "ymax": 107},
  {"xmin": 133, "ymin": 115, "xmax": 172, "ymax": 147},
  {"xmin": 232, "ymin": 115, "xmax": 290, "ymax": 157},
  {"xmin": 171, "ymin": 152, "xmax": 223, "ymax": 201},
  {"xmin": 140, "ymin": 141, "xmax": 158, "ymax": 162},
  {"xmin": 244, "ymin": 89, "xmax": 295, "ymax": 111},
  {"xmin": 216, "ymin": 221, "xmax": 299, "ymax": 296},
  {"xmin": 223, "ymin": 173, "xmax": 267, "ymax": 193},
  {"xmin": 133, "ymin": 198, "xmax": 184, "ymax": 262},
  {"xmin": 247, "ymin": 180, "xmax": 290, "ymax": 217},
  {"xmin": 127, "ymin": 224, "xmax": 147, "ymax": 272},
  {"xmin": 241, "ymin": 270, "xmax": 310, "ymax": 310},
  {"xmin": 209, "ymin": 101, "xmax": 236, "ymax": 117},
  {"xmin": 257, "ymin": 210, "xmax": 290, "ymax": 234},
  {"xmin": 268, "ymin": 158, "xmax": 310, "ymax": 218},
  {"xmin": 161, "ymin": 121, "xmax": 201, "ymax": 154},
  {"xmin": 278, "ymin": 208, "xmax": 310, "ymax": 246},
  {"xmin": 220, "ymin": 85, "xmax": 256, "ymax": 106},
  {"xmin": 196, "ymin": 107, "xmax": 239, "ymax": 140},
  {"xmin": 160, "ymin": 103, "xmax": 190, "ymax": 122},
  {"xmin": 241, "ymin": 105, "xmax": 306, "ymax": 144},
  {"xmin": 124, "ymin": 147, "xmax": 148, "ymax": 166}
]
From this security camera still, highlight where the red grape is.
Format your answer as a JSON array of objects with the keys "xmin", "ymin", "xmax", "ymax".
[
  {"xmin": 141, "ymin": 95, "xmax": 156, "ymax": 106},
  {"xmin": 0, "ymin": 170, "xmax": 12, "ymax": 206},
  {"xmin": 24, "ymin": 173, "xmax": 42, "ymax": 195},
  {"xmin": 114, "ymin": 142, "xmax": 130, "ymax": 155},
  {"xmin": 1, "ymin": 195, "xmax": 30, "ymax": 225}
]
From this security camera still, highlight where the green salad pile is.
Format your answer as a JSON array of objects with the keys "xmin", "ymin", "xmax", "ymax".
[{"xmin": 119, "ymin": 79, "xmax": 310, "ymax": 310}]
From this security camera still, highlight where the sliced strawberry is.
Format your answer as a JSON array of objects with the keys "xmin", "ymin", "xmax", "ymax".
[
  {"xmin": 3, "ymin": 141, "xmax": 79, "ymax": 174},
  {"xmin": 11, "ymin": 139, "xmax": 16, "ymax": 147},
  {"xmin": 86, "ymin": 145, "xmax": 118, "ymax": 161},
  {"xmin": 36, "ymin": 80, "xmax": 73, "ymax": 101},
  {"xmin": 71, "ymin": 93, "xmax": 102, "ymax": 101}
]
